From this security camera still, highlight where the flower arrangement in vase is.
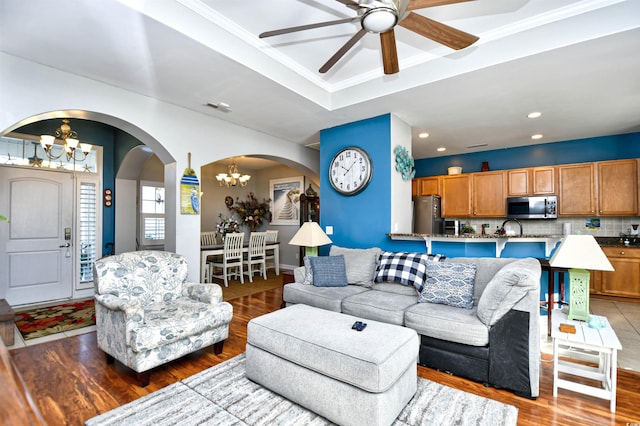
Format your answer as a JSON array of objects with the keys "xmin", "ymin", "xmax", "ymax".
[
  {"xmin": 216, "ymin": 213, "xmax": 241, "ymax": 240},
  {"xmin": 228, "ymin": 192, "xmax": 272, "ymax": 232}
]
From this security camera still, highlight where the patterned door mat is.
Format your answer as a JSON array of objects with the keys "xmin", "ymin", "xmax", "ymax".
[{"xmin": 14, "ymin": 298, "xmax": 96, "ymax": 341}]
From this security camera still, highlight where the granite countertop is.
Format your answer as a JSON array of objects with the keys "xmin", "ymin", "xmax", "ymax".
[
  {"xmin": 387, "ymin": 233, "xmax": 562, "ymax": 239},
  {"xmin": 388, "ymin": 233, "xmax": 640, "ymax": 248},
  {"xmin": 596, "ymin": 236, "xmax": 640, "ymax": 248}
]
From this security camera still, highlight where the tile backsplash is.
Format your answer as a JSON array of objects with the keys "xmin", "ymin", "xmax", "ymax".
[{"xmin": 451, "ymin": 216, "xmax": 640, "ymax": 237}]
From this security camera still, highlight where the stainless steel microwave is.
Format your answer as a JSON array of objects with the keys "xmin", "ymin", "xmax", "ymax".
[{"xmin": 506, "ymin": 195, "xmax": 557, "ymax": 219}]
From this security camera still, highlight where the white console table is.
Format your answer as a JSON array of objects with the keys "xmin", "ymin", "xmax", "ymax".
[{"xmin": 551, "ymin": 309, "xmax": 622, "ymax": 413}]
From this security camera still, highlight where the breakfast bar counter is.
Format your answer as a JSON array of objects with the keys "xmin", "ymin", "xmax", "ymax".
[{"xmin": 387, "ymin": 233, "xmax": 563, "ymax": 257}]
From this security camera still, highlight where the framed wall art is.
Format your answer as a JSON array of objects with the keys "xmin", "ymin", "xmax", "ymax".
[{"xmin": 270, "ymin": 176, "xmax": 303, "ymax": 225}]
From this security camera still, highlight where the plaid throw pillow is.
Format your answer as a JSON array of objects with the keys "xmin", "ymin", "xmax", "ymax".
[{"xmin": 375, "ymin": 251, "xmax": 444, "ymax": 292}]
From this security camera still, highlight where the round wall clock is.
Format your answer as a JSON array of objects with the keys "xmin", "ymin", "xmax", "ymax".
[{"xmin": 329, "ymin": 146, "xmax": 373, "ymax": 196}]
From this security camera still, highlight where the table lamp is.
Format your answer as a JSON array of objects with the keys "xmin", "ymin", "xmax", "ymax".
[
  {"xmin": 549, "ymin": 234, "xmax": 614, "ymax": 321},
  {"xmin": 289, "ymin": 221, "xmax": 332, "ymax": 256}
]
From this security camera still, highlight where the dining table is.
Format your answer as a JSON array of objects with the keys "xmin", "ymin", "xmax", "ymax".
[{"xmin": 200, "ymin": 241, "xmax": 280, "ymax": 283}]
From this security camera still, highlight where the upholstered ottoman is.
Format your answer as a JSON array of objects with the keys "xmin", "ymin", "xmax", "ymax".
[{"xmin": 245, "ymin": 304, "xmax": 419, "ymax": 426}]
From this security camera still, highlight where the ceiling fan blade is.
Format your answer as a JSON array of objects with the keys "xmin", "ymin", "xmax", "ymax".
[
  {"xmin": 319, "ymin": 29, "xmax": 367, "ymax": 73},
  {"xmin": 380, "ymin": 30, "xmax": 399, "ymax": 74},
  {"xmin": 335, "ymin": 0, "xmax": 360, "ymax": 7},
  {"xmin": 259, "ymin": 17, "xmax": 356, "ymax": 38},
  {"xmin": 399, "ymin": 12, "xmax": 478, "ymax": 50},
  {"xmin": 407, "ymin": 0, "xmax": 474, "ymax": 11}
]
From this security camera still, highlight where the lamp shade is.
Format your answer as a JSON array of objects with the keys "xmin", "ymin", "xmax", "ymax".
[
  {"xmin": 289, "ymin": 221, "xmax": 332, "ymax": 247},
  {"xmin": 549, "ymin": 235, "xmax": 614, "ymax": 271}
]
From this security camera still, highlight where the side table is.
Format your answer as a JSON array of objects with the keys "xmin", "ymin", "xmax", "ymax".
[
  {"xmin": 551, "ymin": 309, "xmax": 622, "ymax": 413},
  {"xmin": 538, "ymin": 258, "xmax": 569, "ymax": 336}
]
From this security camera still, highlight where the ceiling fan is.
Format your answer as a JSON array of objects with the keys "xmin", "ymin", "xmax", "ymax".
[{"xmin": 259, "ymin": 0, "xmax": 479, "ymax": 75}]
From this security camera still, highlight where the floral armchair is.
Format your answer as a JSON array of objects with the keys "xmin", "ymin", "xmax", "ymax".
[{"xmin": 93, "ymin": 251, "xmax": 233, "ymax": 386}]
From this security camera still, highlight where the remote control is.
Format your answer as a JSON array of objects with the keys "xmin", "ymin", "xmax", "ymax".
[{"xmin": 352, "ymin": 321, "xmax": 367, "ymax": 331}]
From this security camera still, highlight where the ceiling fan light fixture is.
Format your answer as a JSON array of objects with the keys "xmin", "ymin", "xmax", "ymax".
[{"xmin": 361, "ymin": 7, "xmax": 398, "ymax": 33}]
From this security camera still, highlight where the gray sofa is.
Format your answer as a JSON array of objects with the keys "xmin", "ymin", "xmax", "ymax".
[{"xmin": 282, "ymin": 246, "xmax": 541, "ymax": 399}]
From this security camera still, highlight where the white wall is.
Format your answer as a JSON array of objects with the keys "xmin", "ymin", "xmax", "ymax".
[
  {"xmin": 114, "ymin": 179, "xmax": 137, "ymax": 253},
  {"xmin": 0, "ymin": 53, "xmax": 320, "ymax": 280},
  {"xmin": 390, "ymin": 115, "xmax": 413, "ymax": 234}
]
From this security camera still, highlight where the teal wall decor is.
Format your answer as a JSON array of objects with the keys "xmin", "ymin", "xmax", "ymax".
[{"xmin": 394, "ymin": 145, "xmax": 415, "ymax": 180}]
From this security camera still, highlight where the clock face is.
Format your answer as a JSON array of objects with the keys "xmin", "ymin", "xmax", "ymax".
[{"xmin": 329, "ymin": 146, "xmax": 373, "ymax": 195}]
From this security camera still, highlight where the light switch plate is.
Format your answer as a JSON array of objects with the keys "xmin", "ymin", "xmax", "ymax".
[{"xmin": 325, "ymin": 226, "xmax": 333, "ymax": 235}]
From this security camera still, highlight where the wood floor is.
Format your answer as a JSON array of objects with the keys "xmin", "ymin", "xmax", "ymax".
[{"xmin": 8, "ymin": 287, "xmax": 640, "ymax": 426}]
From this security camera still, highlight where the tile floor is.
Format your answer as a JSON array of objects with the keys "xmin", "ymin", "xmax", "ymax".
[
  {"xmin": 540, "ymin": 299, "xmax": 640, "ymax": 372},
  {"xmin": 6, "ymin": 299, "xmax": 640, "ymax": 372}
]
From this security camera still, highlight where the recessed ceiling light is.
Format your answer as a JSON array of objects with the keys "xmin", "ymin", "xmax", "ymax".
[
  {"xmin": 437, "ymin": 147, "xmax": 446, "ymax": 152},
  {"xmin": 527, "ymin": 112, "xmax": 542, "ymax": 118},
  {"xmin": 531, "ymin": 134, "xmax": 543, "ymax": 140},
  {"xmin": 418, "ymin": 132, "xmax": 429, "ymax": 139}
]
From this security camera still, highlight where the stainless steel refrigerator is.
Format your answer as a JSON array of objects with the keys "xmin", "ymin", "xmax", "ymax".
[{"xmin": 413, "ymin": 195, "xmax": 443, "ymax": 234}]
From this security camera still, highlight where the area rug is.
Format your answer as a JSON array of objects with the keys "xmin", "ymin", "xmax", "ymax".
[
  {"xmin": 221, "ymin": 274, "xmax": 283, "ymax": 301},
  {"xmin": 14, "ymin": 298, "xmax": 95, "ymax": 341},
  {"xmin": 85, "ymin": 354, "xmax": 518, "ymax": 426}
]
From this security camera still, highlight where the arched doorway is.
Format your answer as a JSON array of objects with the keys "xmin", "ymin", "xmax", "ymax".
[{"xmin": 0, "ymin": 113, "xmax": 175, "ymax": 306}]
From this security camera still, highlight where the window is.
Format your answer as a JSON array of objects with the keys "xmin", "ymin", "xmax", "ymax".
[
  {"xmin": 76, "ymin": 175, "xmax": 102, "ymax": 291},
  {"xmin": 79, "ymin": 182, "xmax": 97, "ymax": 283},
  {"xmin": 140, "ymin": 182, "xmax": 165, "ymax": 246}
]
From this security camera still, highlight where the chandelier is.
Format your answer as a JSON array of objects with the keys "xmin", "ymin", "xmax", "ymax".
[
  {"xmin": 216, "ymin": 158, "xmax": 251, "ymax": 187},
  {"xmin": 40, "ymin": 119, "xmax": 92, "ymax": 161}
]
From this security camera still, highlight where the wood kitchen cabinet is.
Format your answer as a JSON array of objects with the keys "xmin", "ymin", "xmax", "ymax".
[
  {"xmin": 592, "ymin": 246, "xmax": 640, "ymax": 299},
  {"xmin": 597, "ymin": 159, "xmax": 638, "ymax": 215},
  {"xmin": 442, "ymin": 174, "xmax": 471, "ymax": 217},
  {"xmin": 472, "ymin": 171, "xmax": 506, "ymax": 217},
  {"xmin": 507, "ymin": 167, "xmax": 556, "ymax": 196},
  {"xmin": 412, "ymin": 176, "xmax": 441, "ymax": 197},
  {"xmin": 558, "ymin": 163, "xmax": 596, "ymax": 215},
  {"xmin": 558, "ymin": 159, "xmax": 638, "ymax": 216}
]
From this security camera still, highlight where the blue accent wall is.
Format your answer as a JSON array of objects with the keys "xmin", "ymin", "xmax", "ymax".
[
  {"xmin": 320, "ymin": 115, "xmax": 393, "ymax": 252},
  {"xmin": 415, "ymin": 132, "xmax": 640, "ymax": 177}
]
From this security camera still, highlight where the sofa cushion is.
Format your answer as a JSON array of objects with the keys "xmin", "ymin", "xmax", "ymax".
[
  {"xmin": 283, "ymin": 282, "xmax": 369, "ymax": 312},
  {"xmin": 342, "ymin": 291, "xmax": 418, "ymax": 326},
  {"xmin": 129, "ymin": 298, "xmax": 233, "ymax": 352},
  {"xmin": 329, "ymin": 246, "xmax": 381, "ymax": 287},
  {"xmin": 371, "ymin": 281, "xmax": 418, "ymax": 296},
  {"xmin": 418, "ymin": 262, "xmax": 477, "ymax": 309},
  {"xmin": 309, "ymin": 255, "xmax": 348, "ymax": 287},
  {"xmin": 476, "ymin": 258, "xmax": 541, "ymax": 326},
  {"xmin": 445, "ymin": 257, "xmax": 515, "ymax": 304},
  {"xmin": 375, "ymin": 251, "xmax": 429, "ymax": 291},
  {"xmin": 404, "ymin": 302, "xmax": 489, "ymax": 346}
]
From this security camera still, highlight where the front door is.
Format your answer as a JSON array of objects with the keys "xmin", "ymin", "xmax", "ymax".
[{"xmin": 0, "ymin": 166, "xmax": 74, "ymax": 305}]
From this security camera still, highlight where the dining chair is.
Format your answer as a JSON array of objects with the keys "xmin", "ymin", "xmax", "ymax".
[
  {"xmin": 211, "ymin": 232, "xmax": 245, "ymax": 287},
  {"xmin": 201, "ymin": 231, "xmax": 220, "ymax": 283},
  {"xmin": 244, "ymin": 232, "xmax": 267, "ymax": 282},
  {"xmin": 265, "ymin": 229, "xmax": 279, "ymax": 275}
]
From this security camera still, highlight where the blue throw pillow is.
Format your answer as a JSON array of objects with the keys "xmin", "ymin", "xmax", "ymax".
[
  {"xmin": 375, "ymin": 251, "xmax": 446, "ymax": 292},
  {"xmin": 309, "ymin": 255, "xmax": 348, "ymax": 287},
  {"xmin": 418, "ymin": 262, "xmax": 477, "ymax": 309}
]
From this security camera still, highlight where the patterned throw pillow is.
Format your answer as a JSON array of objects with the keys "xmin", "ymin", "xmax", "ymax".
[
  {"xmin": 375, "ymin": 251, "xmax": 444, "ymax": 292},
  {"xmin": 418, "ymin": 262, "xmax": 477, "ymax": 309},
  {"xmin": 309, "ymin": 255, "xmax": 349, "ymax": 287}
]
